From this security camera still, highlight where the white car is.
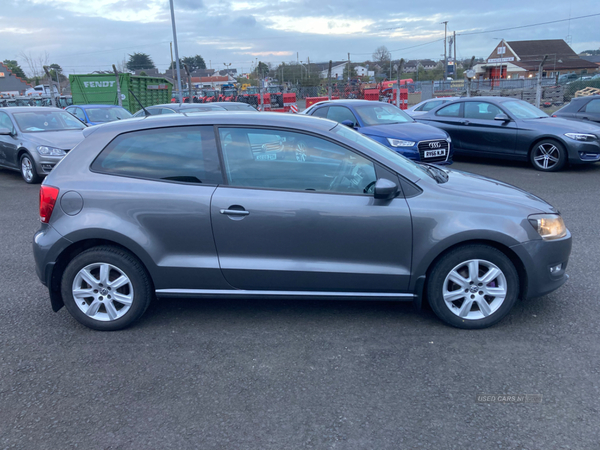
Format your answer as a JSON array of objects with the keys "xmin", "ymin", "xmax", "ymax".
[{"xmin": 406, "ymin": 97, "xmax": 461, "ymax": 116}]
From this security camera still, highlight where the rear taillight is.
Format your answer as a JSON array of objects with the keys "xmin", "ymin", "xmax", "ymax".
[{"xmin": 39, "ymin": 186, "xmax": 59, "ymax": 223}]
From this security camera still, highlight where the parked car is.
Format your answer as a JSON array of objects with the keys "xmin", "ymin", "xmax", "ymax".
[
  {"xmin": 34, "ymin": 112, "xmax": 571, "ymax": 331},
  {"xmin": 0, "ymin": 107, "xmax": 86, "ymax": 183},
  {"xmin": 132, "ymin": 102, "xmax": 257, "ymax": 117},
  {"xmin": 303, "ymin": 100, "xmax": 453, "ymax": 164},
  {"xmin": 415, "ymin": 97, "xmax": 600, "ymax": 171},
  {"xmin": 405, "ymin": 97, "xmax": 461, "ymax": 116},
  {"xmin": 66, "ymin": 104, "xmax": 132, "ymax": 125},
  {"xmin": 552, "ymin": 96, "xmax": 600, "ymax": 125}
]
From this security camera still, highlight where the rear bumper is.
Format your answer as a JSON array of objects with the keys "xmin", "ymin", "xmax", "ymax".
[{"xmin": 510, "ymin": 232, "xmax": 572, "ymax": 299}]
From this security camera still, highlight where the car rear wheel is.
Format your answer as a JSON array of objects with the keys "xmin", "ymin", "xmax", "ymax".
[
  {"xmin": 61, "ymin": 246, "xmax": 152, "ymax": 331},
  {"xmin": 530, "ymin": 139, "xmax": 567, "ymax": 172},
  {"xmin": 20, "ymin": 153, "xmax": 41, "ymax": 184},
  {"xmin": 427, "ymin": 245, "xmax": 519, "ymax": 329}
]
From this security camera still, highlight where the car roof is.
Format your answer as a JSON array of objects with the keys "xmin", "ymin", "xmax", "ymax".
[
  {"xmin": 75, "ymin": 104, "xmax": 127, "ymax": 109},
  {"xmin": 0, "ymin": 106, "xmax": 65, "ymax": 113},
  {"xmin": 83, "ymin": 111, "xmax": 335, "ymax": 138}
]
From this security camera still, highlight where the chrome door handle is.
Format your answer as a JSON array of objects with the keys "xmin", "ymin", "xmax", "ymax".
[{"xmin": 220, "ymin": 209, "xmax": 249, "ymax": 216}]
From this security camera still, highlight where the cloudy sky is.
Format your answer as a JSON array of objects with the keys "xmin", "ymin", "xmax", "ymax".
[{"xmin": 2, "ymin": 0, "xmax": 599, "ymax": 76}]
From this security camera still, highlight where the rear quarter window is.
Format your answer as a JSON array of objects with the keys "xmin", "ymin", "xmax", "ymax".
[{"xmin": 91, "ymin": 126, "xmax": 223, "ymax": 185}]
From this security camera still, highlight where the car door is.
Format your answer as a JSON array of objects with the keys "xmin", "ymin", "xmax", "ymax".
[
  {"xmin": 419, "ymin": 102, "xmax": 465, "ymax": 149},
  {"xmin": 575, "ymin": 98, "xmax": 600, "ymax": 124},
  {"xmin": 0, "ymin": 111, "xmax": 18, "ymax": 168},
  {"xmin": 210, "ymin": 126, "xmax": 413, "ymax": 293},
  {"xmin": 456, "ymin": 101, "xmax": 517, "ymax": 156}
]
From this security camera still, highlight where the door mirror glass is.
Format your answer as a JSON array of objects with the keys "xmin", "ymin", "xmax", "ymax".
[
  {"xmin": 341, "ymin": 120, "xmax": 355, "ymax": 128},
  {"xmin": 494, "ymin": 113, "xmax": 510, "ymax": 122},
  {"xmin": 374, "ymin": 178, "xmax": 399, "ymax": 200}
]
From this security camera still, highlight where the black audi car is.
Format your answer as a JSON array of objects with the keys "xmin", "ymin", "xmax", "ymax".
[{"xmin": 416, "ymin": 97, "xmax": 600, "ymax": 171}]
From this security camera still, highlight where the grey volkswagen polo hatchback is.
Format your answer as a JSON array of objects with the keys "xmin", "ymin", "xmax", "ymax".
[{"xmin": 33, "ymin": 112, "xmax": 572, "ymax": 331}]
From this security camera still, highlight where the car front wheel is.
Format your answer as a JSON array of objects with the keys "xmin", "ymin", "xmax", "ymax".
[
  {"xmin": 530, "ymin": 139, "xmax": 567, "ymax": 172},
  {"xmin": 20, "ymin": 153, "xmax": 41, "ymax": 184},
  {"xmin": 427, "ymin": 245, "xmax": 519, "ymax": 329},
  {"xmin": 61, "ymin": 246, "xmax": 152, "ymax": 331}
]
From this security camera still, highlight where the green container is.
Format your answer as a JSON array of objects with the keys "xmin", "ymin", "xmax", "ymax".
[{"xmin": 69, "ymin": 73, "xmax": 173, "ymax": 113}]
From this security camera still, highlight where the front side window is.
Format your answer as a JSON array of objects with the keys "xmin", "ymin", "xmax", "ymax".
[
  {"xmin": 69, "ymin": 107, "xmax": 86, "ymax": 122},
  {"xmin": 436, "ymin": 103, "xmax": 462, "ymax": 117},
  {"xmin": 0, "ymin": 111, "xmax": 14, "ymax": 132},
  {"xmin": 13, "ymin": 111, "xmax": 85, "ymax": 132},
  {"xmin": 91, "ymin": 126, "xmax": 223, "ymax": 184},
  {"xmin": 464, "ymin": 102, "xmax": 502, "ymax": 120},
  {"xmin": 219, "ymin": 127, "xmax": 377, "ymax": 195}
]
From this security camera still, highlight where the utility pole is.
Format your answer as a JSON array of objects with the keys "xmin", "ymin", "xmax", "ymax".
[
  {"xmin": 168, "ymin": 0, "xmax": 183, "ymax": 102},
  {"xmin": 442, "ymin": 21, "xmax": 448, "ymax": 80},
  {"xmin": 453, "ymin": 31, "xmax": 457, "ymax": 81},
  {"xmin": 112, "ymin": 64, "xmax": 123, "ymax": 107},
  {"xmin": 328, "ymin": 60, "xmax": 333, "ymax": 100},
  {"xmin": 348, "ymin": 53, "xmax": 350, "ymax": 83},
  {"xmin": 183, "ymin": 63, "xmax": 192, "ymax": 103},
  {"xmin": 170, "ymin": 42, "xmax": 174, "ymax": 79},
  {"xmin": 536, "ymin": 54, "xmax": 548, "ymax": 109},
  {"xmin": 396, "ymin": 58, "xmax": 404, "ymax": 108}
]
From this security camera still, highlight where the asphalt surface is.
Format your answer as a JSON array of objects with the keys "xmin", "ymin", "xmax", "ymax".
[{"xmin": 1, "ymin": 157, "xmax": 599, "ymax": 450}]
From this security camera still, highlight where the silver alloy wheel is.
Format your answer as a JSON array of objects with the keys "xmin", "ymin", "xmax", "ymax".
[
  {"xmin": 21, "ymin": 156, "xmax": 34, "ymax": 182},
  {"xmin": 442, "ymin": 259, "xmax": 507, "ymax": 320},
  {"xmin": 533, "ymin": 143, "xmax": 560, "ymax": 170},
  {"xmin": 72, "ymin": 262, "xmax": 134, "ymax": 322}
]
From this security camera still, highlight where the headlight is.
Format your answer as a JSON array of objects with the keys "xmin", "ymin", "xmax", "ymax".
[
  {"xmin": 528, "ymin": 214, "xmax": 567, "ymax": 240},
  {"xmin": 37, "ymin": 146, "xmax": 66, "ymax": 156},
  {"xmin": 565, "ymin": 133, "xmax": 597, "ymax": 141},
  {"xmin": 387, "ymin": 138, "xmax": 415, "ymax": 147}
]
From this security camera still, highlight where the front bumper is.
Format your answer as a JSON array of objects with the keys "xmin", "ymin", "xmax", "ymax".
[
  {"xmin": 565, "ymin": 139, "xmax": 600, "ymax": 164},
  {"xmin": 510, "ymin": 231, "xmax": 572, "ymax": 299},
  {"xmin": 35, "ymin": 155, "xmax": 66, "ymax": 175}
]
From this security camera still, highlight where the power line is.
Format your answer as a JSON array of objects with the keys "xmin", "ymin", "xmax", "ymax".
[{"xmin": 456, "ymin": 12, "xmax": 600, "ymax": 36}]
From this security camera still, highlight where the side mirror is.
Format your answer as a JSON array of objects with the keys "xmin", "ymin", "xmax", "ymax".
[
  {"xmin": 0, "ymin": 127, "xmax": 13, "ymax": 136},
  {"xmin": 374, "ymin": 178, "xmax": 399, "ymax": 200},
  {"xmin": 494, "ymin": 113, "xmax": 510, "ymax": 122},
  {"xmin": 341, "ymin": 119, "xmax": 355, "ymax": 128}
]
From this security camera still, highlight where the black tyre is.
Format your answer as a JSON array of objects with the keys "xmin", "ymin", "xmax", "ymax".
[
  {"xmin": 530, "ymin": 139, "xmax": 567, "ymax": 172},
  {"xmin": 61, "ymin": 246, "xmax": 152, "ymax": 331},
  {"xmin": 427, "ymin": 245, "xmax": 519, "ymax": 329},
  {"xmin": 20, "ymin": 153, "xmax": 41, "ymax": 184}
]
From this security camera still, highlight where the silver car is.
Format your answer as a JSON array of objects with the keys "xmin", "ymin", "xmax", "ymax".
[
  {"xmin": 406, "ymin": 97, "xmax": 461, "ymax": 117},
  {"xmin": 33, "ymin": 113, "xmax": 572, "ymax": 331},
  {"xmin": 0, "ymin": 107, "xmax": 86, "ymax": 183}
]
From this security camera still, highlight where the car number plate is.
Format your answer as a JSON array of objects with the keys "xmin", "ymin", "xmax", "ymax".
[{"xmin": 424, "ymin": 149, "xmax": 446, "ymax": 158}]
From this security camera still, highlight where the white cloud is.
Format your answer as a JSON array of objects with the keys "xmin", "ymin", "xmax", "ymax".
[{"xmin": 266, "ymin": 15, "xmax": 374, "ymax": 35}]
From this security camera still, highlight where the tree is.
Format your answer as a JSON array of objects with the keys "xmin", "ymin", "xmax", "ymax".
[
  {"xmin": 126, "ymin": 52, "xmax": 155, "ymax": 72},
  {"xmin": 19, "ymin": 50, "xmax": 50, "ymax": 79},
  {"xmin": 372, "ymin": 46, "xmax": 391, "ymax": 66},
  {"xmin": 139, "ymin": 71, "xmax": 148, "ymax": 77},
  {"xmin": 255, "ymin": 61, "xmax": 270, "ymax": 78},
  {"xmin": 170, "ymin": 55, "xmax": 206, "ymax": 71},
  {"xmin": 48, "ymin": 63, "xmax": 66, "ymax": 82},
  {"xmin": 2, "ymin": 60, "xmax": 27, "ymax": 80},
  {"xmin": 342, "ymin": 63, "xmax": 358, "ymax": 80}
]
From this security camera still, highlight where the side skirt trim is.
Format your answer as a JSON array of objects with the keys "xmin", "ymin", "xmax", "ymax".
[{"xmin": 156, "ymin": 289, "xmax": 415, "ymax": 300}]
